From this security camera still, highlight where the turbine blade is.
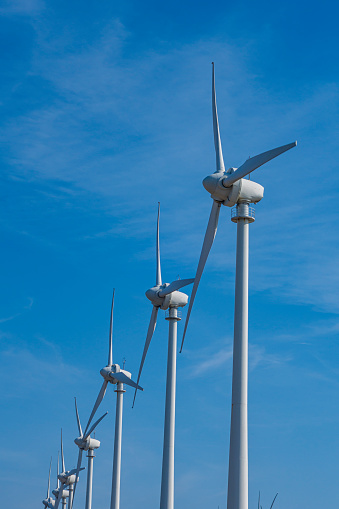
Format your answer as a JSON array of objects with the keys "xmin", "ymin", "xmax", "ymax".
[
  {"xmin": 222, "ymin": 141, "xmax": 297, "ymax": 187},
  {"xmin": 68, "ymin": 466, "xmax": 85, "ymax": 477},
  {"xmin": 180, "ymin": 200, "xmax": 221, "ymax": 352},
  {"xmin": 212, "ymin": 62, "xmax": 225, "ymax": 173},
  {"xmin": 47, "ymin": 457, "xmax": 52, "ymax": 498},
  {"xmin": 84, "ymin": 411, "xmax": 108, "ymax": 440},
  {"xmin": 60, "ymin": 429, "xmax": 65, "ymax": 473},
  {"xmin": 83, "ymin": 380, "xmax": 108, "ymax": 436},
  {"xmin": 111, "ymin": 370, "xmax": 144, "ymax": 390},
  {"xmin": 108, "ymin": 289, "xmax": 115, "ymax": 367},
  {"xmin": 156, "ymin": 202, "xmax": 162, "ymax": 286},
  {"xmin": 54, "ymin": 482, "xmax": 65, "ymax": 509},
  {"xmin": 132, "ymin": 306, "xmax": 159, "ymax": 407},
  {"xmin": 158, "ymin": 278, "xmax": 195, "ymax": 297},
  {"xmin": 56, "ymin": 452, "xmax": 60, "ymax": 489},
  {"xmin": 270, "ymin": 493, "xmax": 278, "ymax": 509},
  {"xmin": 74, "ymin": 397, "xmax": 82, "ymax": 437},
  {"xmin": 69, "ymin": 450, "xmax": 83, "ymax": 509}
]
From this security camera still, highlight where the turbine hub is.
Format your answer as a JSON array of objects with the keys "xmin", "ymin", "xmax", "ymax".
[
  {"xmin": 100, "ymin": 364, "xmax": 120, "ymax": 382},
  {"xmin": 145, "ymin": 285, "xmax": 164, "ymax": 307}
]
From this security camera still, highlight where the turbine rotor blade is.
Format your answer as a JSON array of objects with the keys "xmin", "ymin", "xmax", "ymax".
[
  {"xmin": 270, "ymin": 493, "xmax": 278, "ymax": 509},
  {"xmin": 60, "ymin": 429, "xmax": 65, "ymax": 474},
  {"xmin": 108, "ymin": 289, "xmax": 115, "ymax": 367},
  {"xmin": 222, "ymin": 141, "xmax": 297, "ymax": 187},
  {"xmin": 180, "ymin": 200, "xmax": 221, "ymax": 353},
  {"xmin": 112, "ymin": 371, "xmax": 144, "ymax": 391},
  {"xmin": 156, "ymin": 203, "xmax": 162, "ymax": 286},
  {"xmin": 68, "ymin": 466, "xmax": 85, "ymax": 477},
  {"xmin": 69, "ymin": 449, "xmax": 83, "ymax": 509},
  {"xmin": 47, "ymin": 457, "xmax": 52, "ymax": 498},
  {"xmin": 158, "ymin": 278, "xmax": 195, "ymax": 297},
  {"xmin": 83, "ymin": 411, "xmax": 108, "ymax": 440},
  {"xmin": 212, "ymin": 62, "xmax": 225, "ymax": 173},
  {"xmin": 74, "ymin": 398, "xmax": 82, "ymax": 438},
  {"xmin": 132, "ymin": 306, "xmax": 159, "ymax": 407},
  {"xmin": 83, "ymin": 380, "xmax": 108, "ymax": 436},
  {"xmin": 56, "ymin": 452, "xmax": 60, "ymax": 489}
]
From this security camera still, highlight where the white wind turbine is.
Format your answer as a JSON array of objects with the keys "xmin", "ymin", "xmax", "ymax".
[
  {"xmin": 180, "ymin": 63, "xmax": 297, "ymax": 509},
  {"xmin": 71, "ymin": 397, "xmax": 108, "ymax": 509},
  {"xmin": 54, "ymin": 430, "xmax": 84, "ymax": 509},
  {"xmin": 52, "ymin": 443, "xmax": 69, "ymax": 509},
  {"xmin": 133, "ymin": 203, "xmax": 194, "ymax": 509},
  {"xmin": 73, "ymin": 289, "xmax": 143, "ymax": 509}
]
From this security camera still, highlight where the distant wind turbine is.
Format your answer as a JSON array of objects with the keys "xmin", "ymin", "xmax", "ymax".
[
  {"xmin": 71, "ymin": 398, "xmax": 107, "ymax": 509},
  {"xmin": 180, "ymin": 63, "xmax": 296, "ymax": 509},
  {"xmin": 73, "ymin": 290, "xmax": 143, "ymax": 509},
  {"xmin": 54, "ymin": 429, "xmax": 84, "ymax": 509},
  {"xmin": 133, "ymin": 203, "xmax": 194, "ymax": 509}
]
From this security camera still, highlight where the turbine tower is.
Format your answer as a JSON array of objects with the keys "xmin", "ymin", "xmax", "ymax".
[
  {"xmin": 72, "ymin": 398, "xmax": 107, "ymax": 509},
  {"xmin": 73, "ymin": 290, "xmax": 143, "ymax": 509},
  {"xmin": 180, "ymin": 63, "xmax": 297, "ymax": 509},
  {"xmin": 133, "ymin": 203, "xmax": 194, "ymax": 509}
]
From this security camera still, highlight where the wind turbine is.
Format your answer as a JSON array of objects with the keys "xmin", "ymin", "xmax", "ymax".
[
  {"xmin": 133, "ymin": 203, "xmax": 194, "ymax": 509},
  {"xmin": 54, "ymin": 430, "xmax": 84, "ymax": 509},
  {"xmin": 74, "ymin": 290, "xmax": 143, "ymax": 509},
  {"xmin": 52, "ymin": 445, "xmax": 69, "ymax": 509},
  {"xmin": 42, "ymin": 457, "xmax": 54, "ymax": 509},
  {"xmin": 180, "ymin": 63, "xmax": 297, "ymax": 509},
  {"xmin": 71, "ymin": 397, "xmax": 108, "ymax": 509}
]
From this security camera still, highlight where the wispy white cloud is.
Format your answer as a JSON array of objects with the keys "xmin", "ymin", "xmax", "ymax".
[
  {"xmin": 0, "ymin": 297, "xmax": 34, "ymax": 322},
  {"xmin": 0, "ymin": 346, "xmax": 84, "ymax": 399},
  {"xmin": 0, "ymin": 313, "xmax": 20, "ymax": 323},
  {"xmin": 0, "ymin": 0, "xmax": 43, "ymax": 15},
  {"xmin": 249, "ymin": 344, "xmax": 292, "ymax": 371},
  {"xmin": 186, "ymin": 341, "xmax": 290, "ymax": 379},
  {"xmin": 2, "ymin": 18, "xmax": 339, "ymax": 317},
  {"xmin": 188, "ymin": 347, "xmax": 233, "ymax": 378}
]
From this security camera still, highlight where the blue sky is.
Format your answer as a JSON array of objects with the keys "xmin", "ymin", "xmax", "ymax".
[{"xmin": 1, "ymin": 1, "xmax": 339, "ymax": 508}]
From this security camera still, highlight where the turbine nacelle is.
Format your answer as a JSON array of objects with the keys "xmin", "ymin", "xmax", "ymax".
[
  {"xmin": 74, "ymin": 436, "xmax": 101, "ymax": 451},
  {"xmin": 100, "ymin": 364, "xmax": 120, "ymax": 381},
  {"xmin": 146, "ymin": 286, "xmax": 189, "ymax": 310},
  {"xmin": 52, "ymin": 488, "xmax": 69, "ymax": 499},
  {"xmin": 100, "ymin": 364, "xmax": 134, "ymax": 385},
  {"xmin": 203, "ymin": 171, "xmax": 264, "ymax": 207},
  {"xmin": 58, "ymin": 471, "xmax": 78, "ymax": 485},
  {"xmin": 42, "ymin": 497, "xmax": 54, "ymax": 508}
]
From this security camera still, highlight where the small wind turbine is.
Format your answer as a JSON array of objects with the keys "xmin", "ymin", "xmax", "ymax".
[
  {"xmin": 42, "ymin": 457, "xmax": 54, "ymax": 509},
  {"xmin": 71, "ymin": 397, "xmax": 107, "ymax": 509},
  {"xmin": 74, "ymin": 290, "xmax": 143, "ymax": 509},
  {"xmin": 180, "ymin": 63, "xmax": 296, "ymax": 509},
  {"xmin": 54, "ymin": 430, "xmax": 84, "ymax": 509},
  {"xmin": 133, "ymin": 203, "xmax": 194, "ymax": 509},
  {"xmin": 52, "ymin": 443, "xmax": 69, "ymax": 509}
]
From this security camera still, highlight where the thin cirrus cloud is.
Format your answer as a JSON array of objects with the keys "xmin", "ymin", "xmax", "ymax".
[
  {"xmin": 2, "ymin": 22, "xmax": 338, "ymax": 321},
  {"xmin": 2, "ymin": 20, "xmax": 339, "ymax": 327},
  {"xmin": 0, "ymin": 0, "xmax": 43, "ymax": 15}
]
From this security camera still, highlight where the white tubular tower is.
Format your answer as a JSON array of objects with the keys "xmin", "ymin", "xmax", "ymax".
[
  {"xmin": 227, "ymin": 202, "xmax": 253, "ymax": 509},
  {"xmin": 160, "ymin": 306, "xmax": 180, "ymax": 509},
  {"xmin": 110, "ymin": 381, "xmax": 125, "ymax": 509},
  {"xmin": 85, "ymin": 449, "xmax": 95, "ymax": 509}
]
